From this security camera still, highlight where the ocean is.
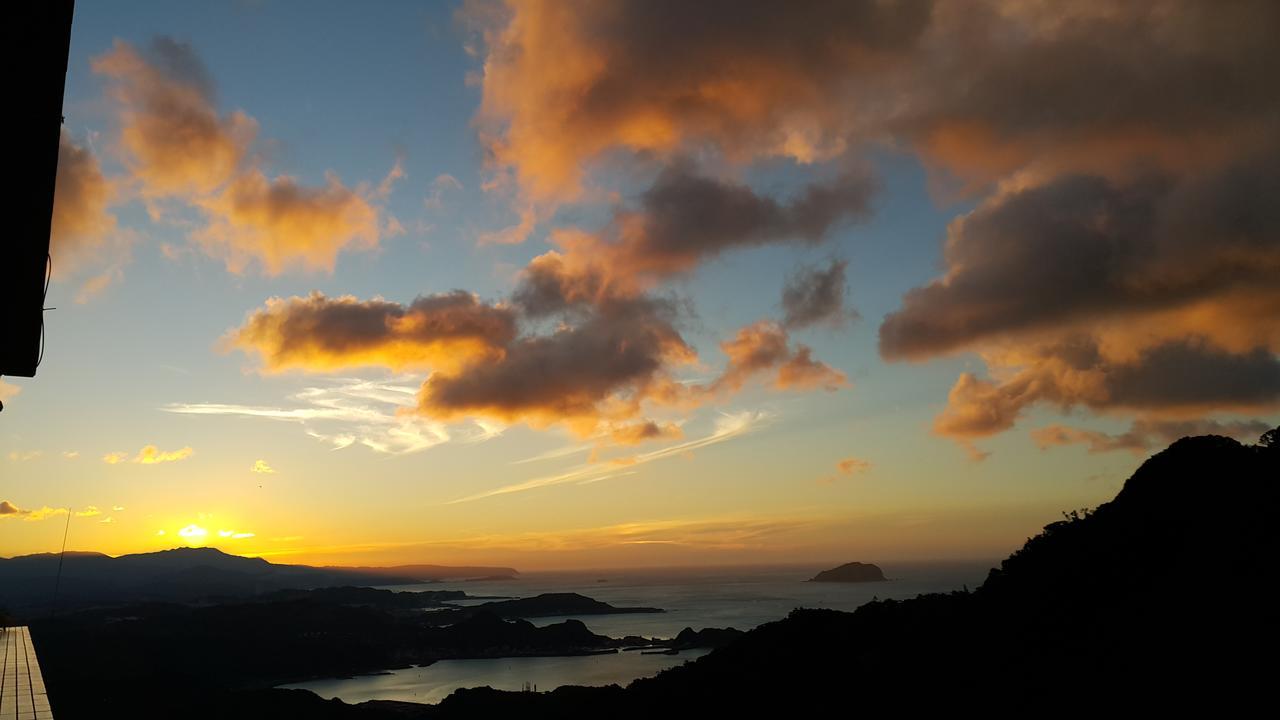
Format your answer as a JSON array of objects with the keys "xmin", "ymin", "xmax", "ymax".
[{"xmin": 282, "ymin": 560, "xmax": 993, "ymax": 705}]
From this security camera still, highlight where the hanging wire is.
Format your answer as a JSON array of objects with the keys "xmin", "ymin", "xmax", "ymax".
[
  {"xmin": 38, "ymin": 252, "xmax": 52, "ymax": 368},
  {"xmin": 49, "ymin": 507, "xmax": 72, "ymax": 619}
]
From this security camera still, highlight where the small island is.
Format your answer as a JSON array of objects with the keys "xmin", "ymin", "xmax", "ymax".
[{"xmin": 807, "ymin": 562, "xmax": 887, "ymax": 583}]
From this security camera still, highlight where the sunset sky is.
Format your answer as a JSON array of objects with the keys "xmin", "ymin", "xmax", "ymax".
[{"xmin": 3, "ymin": 0, "xmax": 1277, "ymax": 569}]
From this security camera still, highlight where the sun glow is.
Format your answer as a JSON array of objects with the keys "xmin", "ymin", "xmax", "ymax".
[{"xmin": 177, "ymin": 523, "xmax": 209, "ymax": 546}]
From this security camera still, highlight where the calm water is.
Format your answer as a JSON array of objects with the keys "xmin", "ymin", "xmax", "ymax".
[
  {"xmin": 283, "ymin": 561, "xmax": 992, "ymax": 704},
  {"xmin": 284, "ymin": 651, "xmax": 713, "ymax": 705}
]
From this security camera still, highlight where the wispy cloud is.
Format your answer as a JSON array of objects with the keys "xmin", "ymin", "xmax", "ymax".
[
  {"xmin": 512, "ymin": 443, "xmax": 595, "ymax": 465},
  {"xmin": 425, "ymin": 173, "xmax": 463, "ymax": 211},
  {"xmin": 164, "ymin": 377, "xmax": 498, "ymax": 455},
  {"xmin": 449, "ymin": 410, "xmax": 770, "ymax": 503}
]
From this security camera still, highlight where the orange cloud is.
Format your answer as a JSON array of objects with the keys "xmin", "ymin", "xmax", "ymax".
[
  {"xmin": 92, "ymin": 38, "xmax": 253, "ymax": 196},
  {"xmin": 192, "ymin": 168, "xmax": 381, "ymax": 275},
  {"xmin": 92, "ymin": 37, "xmax": 391, "ymax": 275},
  {"xmin": 712, "ymin": 321, "xmax": 847, "ymax": 395},
  {"xmin": 932, "ymin": 339, "xmax": 1280, "ymax": 447},
  {"xmin": 607, "ymin": 421, "xmax": 683, "ymax": 446},
  {"xmin": 837, "ymin": 457, "xmax": 871, "ymax": 476},
  {"xmin": 50, "ymin": 130, "xmax": 118, "ymax": 274},
  {"xmin": 820, "ymin": 456, "xmax": 872, "ymax": 482},
  {"xmin": 466, "ymin": 0, "xmax": 927, "ymax": 200}
]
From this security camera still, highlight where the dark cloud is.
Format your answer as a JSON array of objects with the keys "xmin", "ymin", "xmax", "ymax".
[
  {"xmin": 509, "ymin": 163, "xmax": 873, "ymax": 322},
  {"xmin": 1107, "ymin": 344, "xmax": 1280, "ymax": 411},
  {"xmin": 225, "ymin": 291, "xmax": 519, "ymax": 373},
  {"xmin": 511, "ymin": 251, "xmax": 611, "ymax": 317},
  {"xmin": 904, "ymin": 1, "xmax": 1280, "ymax": 179},
  {"xmin": 782, "ymin": 259, "xmax": 854, "ymax": 329},
  {"xmin": 512, "ymin": 163, "xmax": 874, "ymax": 318},
  {"xmin": 231, "ymin": 285, "xmax": 847, "ymax": 439},
  {"xmin": 147, "ymin": 35, "xmax": 217, "ymax": 102},
  {"xmin": 626, "ymin": 163, "xmax": 875, "ymax": 276},
  {"xmin": 881, "ymin": 156, "xmax": 1280, "ymax": 361},
  {"xmin": 417, "ymin": 297, "xmax": 694, "ymax": 431}
]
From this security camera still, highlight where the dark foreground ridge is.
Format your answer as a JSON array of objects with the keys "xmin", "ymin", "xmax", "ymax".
[
  {"xmin": 21, "ymin": 430, "xmax": 1280, "ymax": 716},
  {"xmin": 806, "ymin": 561, "xmax": 886, "ymax": 583}
]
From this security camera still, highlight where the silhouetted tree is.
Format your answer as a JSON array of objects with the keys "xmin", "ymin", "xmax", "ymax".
[{"xmin": 1260, "ymin": 426, "xmax": 1279, "ymax": 449}]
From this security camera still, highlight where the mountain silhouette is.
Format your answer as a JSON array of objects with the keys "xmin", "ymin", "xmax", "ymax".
[{"xmin": 0, "ymin": 546, "xmax": 514, "ymax": 613}]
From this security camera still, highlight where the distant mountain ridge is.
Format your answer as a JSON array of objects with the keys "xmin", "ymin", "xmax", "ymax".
[{"xmin": 0, "ymin": 546, "xmax": 517, "ymax": 613}]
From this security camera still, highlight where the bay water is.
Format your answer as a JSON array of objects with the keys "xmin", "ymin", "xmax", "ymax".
[{"xmin": 283, "ymin": 560, "xmax": 992, "ymax": 704}]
